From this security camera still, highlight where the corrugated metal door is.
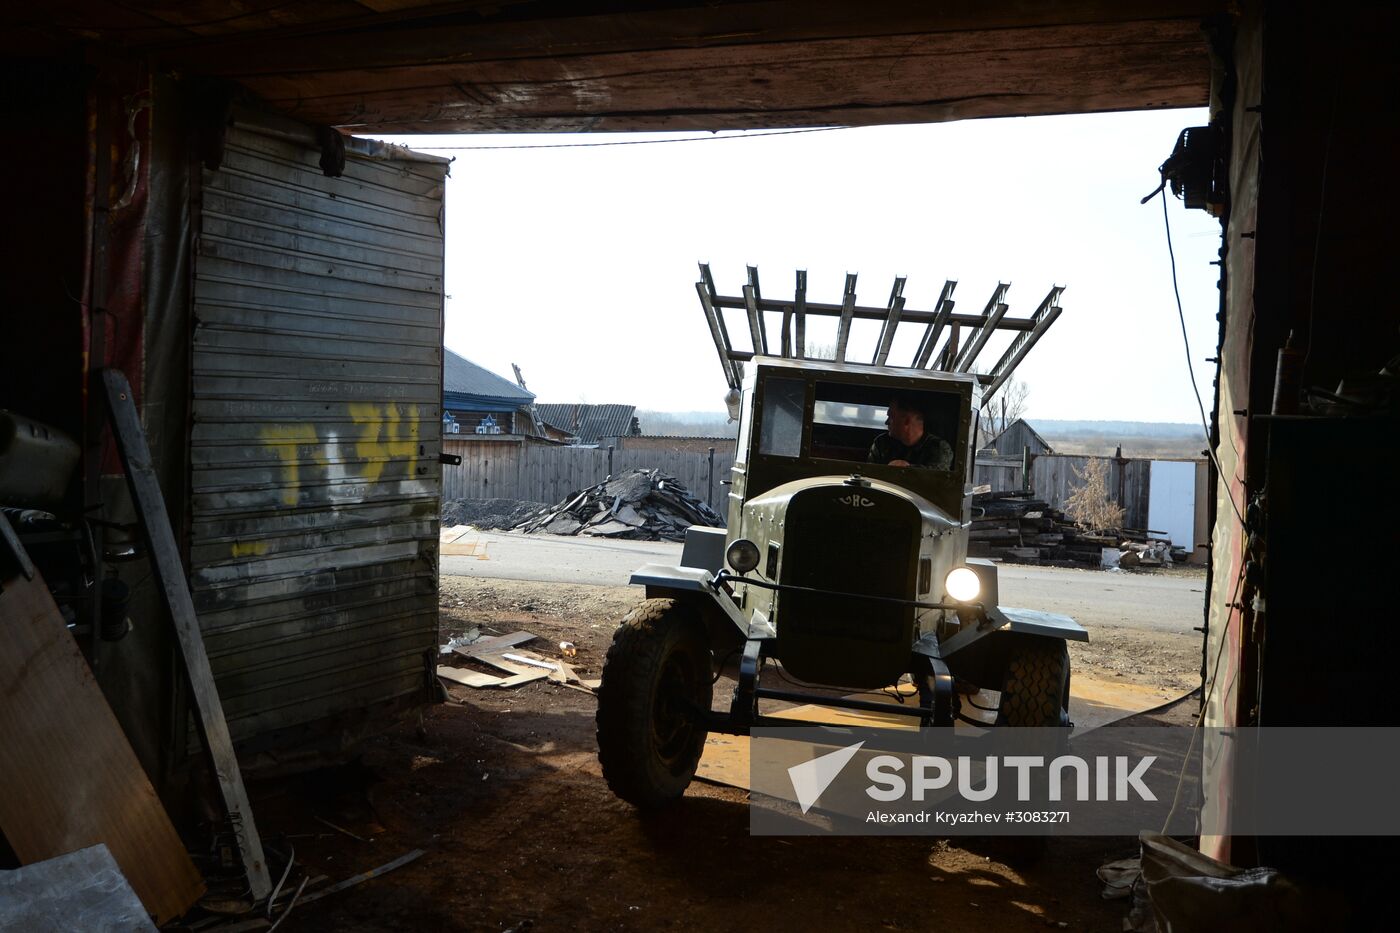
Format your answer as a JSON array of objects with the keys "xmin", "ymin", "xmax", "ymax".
[{"xmin": 189, "ymin": 111, "xmax": 446, "ymax": 751}]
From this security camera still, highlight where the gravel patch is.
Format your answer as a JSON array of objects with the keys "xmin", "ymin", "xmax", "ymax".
[{"xmin": 441, "ymin": 497, "xmax": 548, "ymax": 530}]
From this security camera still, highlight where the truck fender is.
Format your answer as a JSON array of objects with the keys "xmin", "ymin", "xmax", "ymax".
[
  {"xmin": 939, "ymin": 602, "xmax": 1086, "ymax": 689},
  {"xmin": 954, "ymin": 559, "xmax": 1088, "ymax": 646},
  {"xmin": 629, "ymin": 563, "xmax": 756, "ymax": 650}
]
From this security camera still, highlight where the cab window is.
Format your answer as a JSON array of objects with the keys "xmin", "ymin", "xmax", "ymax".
[
  {"xmin": 809, "ymin": 381, "xmax": 961, "ymax": 472},
  {"xmin": 757, "ymin": 377, "xmax": 806, "ymax": 458}
]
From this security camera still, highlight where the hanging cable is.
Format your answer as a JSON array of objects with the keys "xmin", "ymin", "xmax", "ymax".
[
  {"xmin": 410, "ymin": 126, "xmax": 851, "ymax": 151},
  {"xmin": 1158, "ymin": 188, "xmax": 1248, "ymax": 530}
]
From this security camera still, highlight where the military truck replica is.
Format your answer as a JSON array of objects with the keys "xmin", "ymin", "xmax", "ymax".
[{"xmin": 596, "ymin": 265, "xmax": 1086, "ymax": 807}]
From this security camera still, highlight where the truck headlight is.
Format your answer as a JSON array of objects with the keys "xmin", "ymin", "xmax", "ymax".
[
  {"xmin": 726, "ymin": 539, "xmax": 761, "ymax": 574},
  {"xmin": 945, "ymin": 567, "xmax": 980, "ymax": 602}
]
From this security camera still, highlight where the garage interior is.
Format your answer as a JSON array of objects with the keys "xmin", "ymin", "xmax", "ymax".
[{"xmin": 2, "ymin": 1, "xmax": 1398, "ymax": 929}]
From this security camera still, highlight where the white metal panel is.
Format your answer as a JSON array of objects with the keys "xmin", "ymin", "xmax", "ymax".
[{"xmin": 1147, "ymin": 460, "xmax": 1196, "ymax": 550}]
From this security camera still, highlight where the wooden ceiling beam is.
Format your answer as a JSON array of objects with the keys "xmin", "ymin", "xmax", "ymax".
[
  {"xmin": 154, "ymin": 0, "xmax": 1220, "ymax": 74},
  {"xmin": 229, "ymin": 18, "xmax": 1209, "ymax": 132},
  {"xmin": 10, "ymin": 1, "xmax": 1217, "ymax": 132}
]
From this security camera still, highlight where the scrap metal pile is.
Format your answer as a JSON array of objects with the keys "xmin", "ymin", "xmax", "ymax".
[{"xmin": 513, "ymin": 469, "xmax": 724, "ymax": 541}]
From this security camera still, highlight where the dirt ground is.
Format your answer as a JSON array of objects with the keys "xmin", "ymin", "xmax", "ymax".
[
  {"xmin": 252, "ymin": 575, "xmax": 1201, "ymax": 933},
  {"xmin": 437, "ymin": 574, "xmax": 1204, "ymax": 695}
]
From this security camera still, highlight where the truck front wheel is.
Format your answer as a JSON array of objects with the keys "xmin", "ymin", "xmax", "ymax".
[
  {"xmin": 596, "ymin": 598, "xmax": 712, "ymax": 807},
  {"xmin": 996, "ymin": 640, "xmax": 1071, "ymax": 727}
]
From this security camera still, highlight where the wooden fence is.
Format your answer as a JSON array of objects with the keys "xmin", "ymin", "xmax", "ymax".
[
  {"xmin": 975, "ymin": 452, "xmax": 1152, "ymax": 532},
  {"xmin": 445, "ymin": 440, "xmax": 1191, "ymax": 543},
  {"xmin": 442, "ymin": 438, "xmax": 736, "ymax": 517}
]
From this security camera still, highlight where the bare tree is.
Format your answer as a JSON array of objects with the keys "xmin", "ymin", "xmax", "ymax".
[
  {"xmin": 969, "ymin": 363, "xmax": 1029, "ymax": 435},
  {"xmin": 1064, "ymin": 458, "xmax": 1125, "ymax": 533},
  {"xmin": 987, "ymin": 377, "xmax": 1030, "ymax": 434}
]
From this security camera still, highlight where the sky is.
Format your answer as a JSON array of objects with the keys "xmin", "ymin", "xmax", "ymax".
[{"xmin": 376, "ymin": 108, "xmax": 1222, "ymax": 424}]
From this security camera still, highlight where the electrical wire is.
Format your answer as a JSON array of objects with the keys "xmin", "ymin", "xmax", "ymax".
[
  {"xmin": 711, "ymin": 647, "xmax": 739, "ymax": 685},
  {"xmin": 266, "ymin": 876, "xmax": 309, "ymax": 933},
  {"xmin": 1158, "ymin": 188, "xmax": 1249, "ymax": 531},
  {"xmin": 410, "ymin": 126, "xmax": 851, "ymax": 151}
]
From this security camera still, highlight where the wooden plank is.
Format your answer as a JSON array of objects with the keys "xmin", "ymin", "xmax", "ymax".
[
  {"xmin": 175, "ymin": 2, "xmax": 1223, "ymax": 76},
  {"xmin": 0, "ymin": 568, "xmax": 205, "ymax": 923},
  {"xmin": 495, "ymin": 669, "xmax": 552, "ymax": 688},
  {"xmin": 436, "ymin": 664, "xmax": 548, "ymax": 688},
  {"xmin": 102, "ymin": 369, "xmax": 271, "ymax": 900},
  {"xmin": 436, "ymin": 666, "xmax": 506, "ymax": 688},
  {"xmin": 179, "ymin": 12, "xmax": 1210, "ymax": 133}
]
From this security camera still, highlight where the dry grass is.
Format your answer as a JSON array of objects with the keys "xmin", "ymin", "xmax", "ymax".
[{"xmin": 1064, "ymin": 457, "xmax": 1126, "ymax": 532}]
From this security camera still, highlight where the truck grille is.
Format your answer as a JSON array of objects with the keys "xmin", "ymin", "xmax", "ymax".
[{"xmin": 776, "ymin": 485, "xmax": 920, "ymax": 689}]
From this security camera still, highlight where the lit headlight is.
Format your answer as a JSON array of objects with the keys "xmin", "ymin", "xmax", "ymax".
[
  {"xmin": 726, "ymin": 539, "xmax": 761, "ymax": 574},
  {"xmin": 945, "ymin": 567, "xmax": 981, "ymax": 602}
]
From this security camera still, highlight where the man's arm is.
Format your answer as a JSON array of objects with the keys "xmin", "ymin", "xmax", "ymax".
[{"xmin": 921, "ymin": 437, "xmax": 953, "ymax": 471}]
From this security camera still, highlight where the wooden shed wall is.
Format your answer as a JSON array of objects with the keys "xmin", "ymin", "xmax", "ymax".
[{"xmin": 989, "ymin": 420, "xmax": 1052, "ymax": 456}]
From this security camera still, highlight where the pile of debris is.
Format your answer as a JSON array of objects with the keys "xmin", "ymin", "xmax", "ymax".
[
  {"xmin": 1116, "ymin": 540, "xmax": 1189, "ymax": 568},
  {"xmin": 514, "ymin": 469, "xmax": 723, "ymax": 541},
  {"xmin": 437, "ymin": 629, "xmax": 598, "ymax": 694},
  {"xmin": 971, "ymin": 490, "xmax": 1189, "ymax": 567},
  {"xmin": 970, "ymin": 490, "xmax": 1123, "ymax": 565}
]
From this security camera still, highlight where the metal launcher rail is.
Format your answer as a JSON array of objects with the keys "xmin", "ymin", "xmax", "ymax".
[{"xmin": 694, "ymin": 264, "xmax": 1064, "ymax": 404}]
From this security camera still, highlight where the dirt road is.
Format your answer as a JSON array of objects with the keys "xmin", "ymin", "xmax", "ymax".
[{"xmin": 441, "ymin": 540, "xmax": 1207, "ymax": 694}]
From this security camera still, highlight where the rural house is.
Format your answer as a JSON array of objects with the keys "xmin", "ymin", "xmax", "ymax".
[{"xmin": 443, "ymin": 349, "xmax": 544, "ymax": 437}]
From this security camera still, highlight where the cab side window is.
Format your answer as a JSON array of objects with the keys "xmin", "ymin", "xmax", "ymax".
[{"xmin": 757, "ymin": 378, "xmax": 806, "ymax": 458}]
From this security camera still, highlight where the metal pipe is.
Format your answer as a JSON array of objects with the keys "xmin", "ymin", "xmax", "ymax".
[
  {"xmin": 747, "ymin": 265, "xmax": 768, "ymax": 352},
  {"xmin": 873, "ymin": 276, "xmax": 907, "ymax": 365},
  {"xmin": 794, "ymin": 269, "xmax": 807, "ymax": 359},
  {"xmin": 711, "ymin": 294, "xmax": 1035, "ymax": 331},
  {"xmin": 834, "ymin": 273, "xmax": 858, "ymax": 362},
  {"xmin": 742, "ymin": 283, "xmax": 766, "ymax": 356},
  {"xmin": 954, "ymin": 284, "xmax": 1010, "ymax": 372}
]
